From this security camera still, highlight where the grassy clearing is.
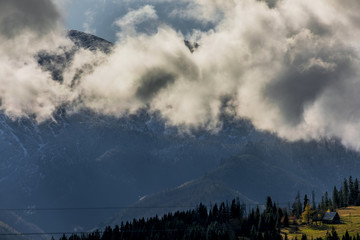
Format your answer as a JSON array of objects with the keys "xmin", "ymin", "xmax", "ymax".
[{"xmin": 282, "ymin": 206, "xmax": 360, "ymax": 239}]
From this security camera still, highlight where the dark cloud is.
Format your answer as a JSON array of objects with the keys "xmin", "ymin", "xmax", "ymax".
[
  {"xmin": 135, "ymin": 51, "xmax": 199, "ymax": 102},
  {"xmin": 136, "ymin": 69, "xmax": 176, "ymax": 102},
  {"xmin": 265, "ymin": 47, "xmax": 354, "ymax": 125},
  {"xmin": 0, "ymin": 0, "xmax": 61, "ymax": 38},
  {"xmin": 259, "ymin": 0, "xmax": 279, "ymax": 8}
]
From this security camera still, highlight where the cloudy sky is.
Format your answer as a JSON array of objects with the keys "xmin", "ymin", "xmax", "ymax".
[
  {"xmin": 57, "ymin": 0, "xmax": 216, "ymax": 42},
  {"xmin": 3, "ymin": 0, "xmax": 360, "ymax": 150}
]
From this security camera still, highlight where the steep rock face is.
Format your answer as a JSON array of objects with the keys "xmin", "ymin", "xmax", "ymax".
[
  {"xmin": 68, "ymin": 30, "xmax": 113, "ymax": 53},
  {"xmin": 37, "ymin": 30, "xmax": 113, "ymax": 82}
]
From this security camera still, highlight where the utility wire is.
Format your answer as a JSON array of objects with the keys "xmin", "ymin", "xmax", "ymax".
[
  {"xmin": 0, "ymin": 206, "xmax": 199, "ymax": 212},
  {"xmin": 0, "ymin": 232, "xmax": 95, "ymax": 236},
  {"xmin": 0, "ymin": 202, "xmax": 293, "ymax": 212},
  {"xmin": 0, "ymin": 227, "xmax": 226, "ymax": 236}
]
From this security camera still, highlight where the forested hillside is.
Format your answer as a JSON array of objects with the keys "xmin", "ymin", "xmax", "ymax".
[{"xmin": 53, "ymin": 177, "xmax": 360, "ymax": 240}]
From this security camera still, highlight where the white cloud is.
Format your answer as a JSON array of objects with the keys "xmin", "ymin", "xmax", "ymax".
[
  {"xmin": 114, "ymin": 5, "xmax": 158, "ymax": 37},
  {"xmin": 6, "ymin": 0, "xmax": 360, "ymax": 151},
  {"xmin": 0, "ymin": 0, "xmax": 73, "ymax": 122},
  {"xmin": 168, "ymin": 0, "xmax": 235, "ymax": 24},
  {"xmin": 83, "ymin": 9, "xmax": 96, "ymax": 34}
]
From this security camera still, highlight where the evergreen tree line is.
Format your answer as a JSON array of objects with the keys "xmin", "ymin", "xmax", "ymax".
[
  {"xmin": 291, "ymin": 176, "xmax": 360, "ymax": 219},
  {"xmin": 55, "ymin": 197, "xmax": 286, "ymax": 240}
]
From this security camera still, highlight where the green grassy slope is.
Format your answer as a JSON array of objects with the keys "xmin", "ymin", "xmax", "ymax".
[{"xmin": 283, "ymin": 206, "xmax": 360, "ymax": 239}]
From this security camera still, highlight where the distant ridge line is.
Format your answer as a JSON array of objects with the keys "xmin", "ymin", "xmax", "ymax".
[{"xmin": 0, "ymin": 202, "xmax": 291, "ymax": 212}]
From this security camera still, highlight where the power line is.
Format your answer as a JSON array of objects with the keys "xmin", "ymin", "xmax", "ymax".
[
  {"xmin": 0, "ymin": 206, "xmax": 199, "ymax": 212},
  {"xmin": 0, "ymin": 227, "xmax": 228, "ymax": 237},
  {"xmin": 0, "ymin": 201, "xmax": 293, "ymax": 212},
  {"xmin": 0, "ymin": 232, "xmax": 94, "ymax": 236},
  {"xmin": 0, "ymin": 229, "xmax": 193, "ymax": 237}
]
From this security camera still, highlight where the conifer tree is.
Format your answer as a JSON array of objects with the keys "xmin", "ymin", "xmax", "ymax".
[
  {"xmin": 312, "ymin": 190, "xmax": 316, "ymax": 211},
  {"xmin": 292, "ymin": 192, "xmax": 302, "ymax": 218},
  {"xmin": 284, "ymin": 233, "xmax": 289, "ymax": 240},
  {"xmin": 343, "ymin": 230, "xmax": 351, "ymax": 240},
  {"xmin": 283, "ymin": 211, "xmax": 289, "ymax": 227},
  {"xmin": 343, "ymin": 178, "xmax": 349, "ymax": 207},
  {"xmin": 325, "ymin": 192, "xmax": 330, "ymax": 209},
  {"xmin": 304, "ymin": 194, "xmax": 309, "ymax": 211},
  {"xmin": 60, "ymin": 234, "xmax": 67, "ymax": 240},
  {"xmin": 349, "ymin": 176, "xmax": 355, "ymax": 205},
  {"xmin": 320, "ymin": 196, "xmax": 326, "ymax": 212},
  {"xmin": 333, "ymin": 186, "xmax": 340, "ymax": 209},
  {"xmin": 355, "ymin": 178, "xmax": 360, "ymax": 205}
]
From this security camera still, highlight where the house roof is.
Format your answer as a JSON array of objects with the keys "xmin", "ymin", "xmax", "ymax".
[{"xmin": 323, "ymin": 212, "xmax": 339, "ymax": 221}]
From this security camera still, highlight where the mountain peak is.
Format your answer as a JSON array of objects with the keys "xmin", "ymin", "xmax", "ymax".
[{"xmin": 67, "ymin": 30, "xmax": 113, "ymax": 53}]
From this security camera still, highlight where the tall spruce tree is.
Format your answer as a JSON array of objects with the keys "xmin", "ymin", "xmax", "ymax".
[
  {"xmin": 333, "ymin": 186, "xmax": 340, "ymax": 209},
  {"xmin": 312, "ymin": 190, "xmax": 316, "ymax": 211},
  {"xmin": 343, "ymin": 178, "xmax": 349, "ymax": 207},
  {"xmin": 304, "ymin": 194, "xmax": 309, "ymax": 211},
  {"xmin": 349, "ymin": 176, "xmax": 355, "ymax": 205},
  {"xmin": 355, "ymin": 178, "xmax": 360, "ymax": 205},
  {"xmin": 325, "ymin": 192, "xmax": 330, "ymax": 209},
  {"xmin": 292, "ymin": 192, "xmax": 302, "ymax": 218}
]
